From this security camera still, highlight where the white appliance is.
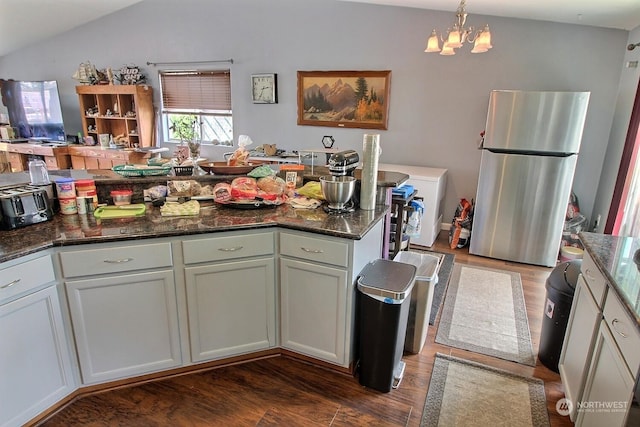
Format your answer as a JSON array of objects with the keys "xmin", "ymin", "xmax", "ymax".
[{"xmin": 379, "ymin": 164, "xmax": 448, "ymax": 247}]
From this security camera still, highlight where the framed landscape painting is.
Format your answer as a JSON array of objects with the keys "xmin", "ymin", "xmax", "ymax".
[{"xmin": 297, "ymin": 70, "xmax": 391, "ymax": 130}]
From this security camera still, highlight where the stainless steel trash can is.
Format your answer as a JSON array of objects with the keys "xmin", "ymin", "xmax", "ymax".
[{"xmin": 357, "ymin": 259, "xmax": 416, "ymax": 392}]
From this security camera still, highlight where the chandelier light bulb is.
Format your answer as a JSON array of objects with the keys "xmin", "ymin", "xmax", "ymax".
[
  {"xmin": 425, "ymin": 29, "xmax": 441, "ymax": 52},
  {"xmin": 447, "ymin": 27, "xmax": 463, "ymax": 48},
  {"xmin": 440, "ymin": 43, "xmax": 456, "ymax": 56}
]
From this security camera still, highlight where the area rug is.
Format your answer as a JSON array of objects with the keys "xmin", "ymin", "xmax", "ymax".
[
  {"xmin": 435, "ymin": 264, "xmax": 536, "ymax": 366},
  {"xmin": 420, "ymin": 353, "xmax": 550, "ymax": 427}
]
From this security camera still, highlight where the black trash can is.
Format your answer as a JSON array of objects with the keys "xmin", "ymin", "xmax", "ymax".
[
  {"xmin": 357, "ymin": 259, "xmax": 416, "ymax": 393},
  {"xmin": 538, "ymin": 259, "xmax": 582, "ymax": 372}
]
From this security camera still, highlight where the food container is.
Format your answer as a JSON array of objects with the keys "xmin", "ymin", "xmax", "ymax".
[
  {"xmin": 55, "ymin": 178, "xmax": 75, "ymax": 199},
  {"xmin": 77, "ymin": 196, "xmax": 97, "ymax": 215},
  {"xmin": 75, "ymin": 179, "xmax": 96, "ymax": 196},
  {"xmin": 59, "ymin": 197, "xmax": 78, "ymax": 215},
  {"xmin": 110, "ymin": 190, "xmax": 133, "ymax": 206}
]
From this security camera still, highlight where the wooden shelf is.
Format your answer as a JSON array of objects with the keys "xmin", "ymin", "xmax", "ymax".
[{"xmin": 76, "ymin": 85, "xmax": 154, "ymax": 149}]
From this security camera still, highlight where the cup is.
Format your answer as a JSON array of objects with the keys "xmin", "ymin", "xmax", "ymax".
[
  {"xmin": 28, "ymin": 159, "xmax": 50, "ymax": 185},
  {"xmin": 98, "ymin": 134, "xmax": 110, "ymax": 147}
]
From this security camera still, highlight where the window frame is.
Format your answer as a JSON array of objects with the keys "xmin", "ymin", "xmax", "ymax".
[{"xmin": 159, "ymin": 69, "xmax": 233, "ymax": 147}]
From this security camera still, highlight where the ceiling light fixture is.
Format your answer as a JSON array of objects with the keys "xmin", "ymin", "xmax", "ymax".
[{"xmin": 424, "ymin": 0, "xmax": 492, "ymax": 56}]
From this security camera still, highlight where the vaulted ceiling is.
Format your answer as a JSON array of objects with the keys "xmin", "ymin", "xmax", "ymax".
[{"xmin": 1, "ymin": 0, "xmax": 639, "ymax": 58}]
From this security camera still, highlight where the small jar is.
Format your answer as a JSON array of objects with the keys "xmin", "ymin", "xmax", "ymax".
[
  {"xmin": 55, "ymin": 178, "xmax": 75, "ymax": 199},
  {"xmin": 111, "ymin": 189, "xmax": 132, "ymax": 206},
  {"xmin": 59, "ymin": 197, "xmax": 78, "ymax": 215},
  {"xmin": 76, "ymin": 196, "xmax": 97, "ymax": 215},
  {"xmin": 75, "ymin": 179, "xmax": 96, "ymax": 197}
]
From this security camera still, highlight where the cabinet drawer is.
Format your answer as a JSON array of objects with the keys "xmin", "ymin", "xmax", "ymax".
[
  {"xmin": 280, "ymin": 232, "xmax": 349, "ymax": 268},
  {"xmin": 183, "ymin": 232, "xmax": 274, "ymax": 264},
  {"xmin": 0, "ymin": 255, "xmax": 55, "ymax": 303},
  {"xmin": 603, "ymin": 292, "xmax": 640, "ymax": 376},
  {"xmin": 60, "ymin": 242, "xmax": 173, "ymax": 278},
  {"xmin": 581, "ymin": 251, "xmax": 607, "ymax": 307}
]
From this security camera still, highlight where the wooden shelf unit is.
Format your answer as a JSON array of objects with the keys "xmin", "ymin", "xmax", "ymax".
[{"xmin": 76, "ymin": 85, "xmax": 155, "ymax": 149}]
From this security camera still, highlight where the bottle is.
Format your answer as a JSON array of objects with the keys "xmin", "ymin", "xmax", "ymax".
[{"xmin": 28, "ymin": 158, "xmax": 50, "ymax": 185}]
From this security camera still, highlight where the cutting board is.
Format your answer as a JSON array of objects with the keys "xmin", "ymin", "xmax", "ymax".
[{"xmin": 94, "ymin": 204, "xmax": 146, "ymax": 219}]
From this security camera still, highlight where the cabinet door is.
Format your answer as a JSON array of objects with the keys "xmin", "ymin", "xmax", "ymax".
[
  {"xmin": 184, "ymin": 258, "xmax": 276, "ymax": 362},
  {"xmin": 576, "ymin": 321, "xmax": 634, "ymax": 427},
  {"xmin": 280, "ymin": 258, "xmax": 349, "ymax": 365},
  {"xmin": 558, "ymin": 275, "xmax": 602, "ymax": 421},
  {"xmin": 0, "ymin": 286, "xmax": 74, "ymax": 427},
  {"xmin": 66, "ymin": 270, "xmax": 182, "ymax": 384}
]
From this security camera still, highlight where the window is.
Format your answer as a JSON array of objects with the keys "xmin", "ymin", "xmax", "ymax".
[{"xmin": 159, "ymin": 70, "xmax": 233, "ymax": 146}]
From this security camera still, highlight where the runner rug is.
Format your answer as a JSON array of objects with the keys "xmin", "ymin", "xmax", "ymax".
[
  {"xmin": 420, "ymin": 353, "xmax": 550, "ymax": 427},
  {"xmin": 435, "ymin": 264, "xmax": 536, "ymax": 366}
]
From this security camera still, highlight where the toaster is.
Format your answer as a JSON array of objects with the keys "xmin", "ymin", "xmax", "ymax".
[{"xmin": 0, "ymin": 184, "xmax": 55, "ymax": 230}]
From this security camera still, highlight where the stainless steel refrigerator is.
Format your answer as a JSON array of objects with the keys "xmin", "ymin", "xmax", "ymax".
[{"xmin": 469, "ymin": 90, "xmax": 590, "ymax": 267}]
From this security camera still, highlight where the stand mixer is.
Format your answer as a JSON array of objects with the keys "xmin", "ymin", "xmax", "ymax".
[{"xmin": 320, "ymin": 150, "xmax": 360, "ymax": 214}]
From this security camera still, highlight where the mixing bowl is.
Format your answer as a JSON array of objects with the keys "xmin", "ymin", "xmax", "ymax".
[{"xmin": 319, "ymin": 175, "xmax": 356, "ymax": 209}]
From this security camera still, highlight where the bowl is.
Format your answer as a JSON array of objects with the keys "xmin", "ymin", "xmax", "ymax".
[
  {"xmin": 319, "ymin": 175, "xmax": 356, "ymax": 209},
  {"xmin": 110, "ymin": 189, "xmax": 132, "ymax": 206},
  {"xmin": 199, "ymin": 161, "xmax": 259, "ymax": 175}
]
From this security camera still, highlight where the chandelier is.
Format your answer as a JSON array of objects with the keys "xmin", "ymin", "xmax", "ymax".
[{"xmin": 424, "ymin": 0, "xmax": 492, "ymax": 55}]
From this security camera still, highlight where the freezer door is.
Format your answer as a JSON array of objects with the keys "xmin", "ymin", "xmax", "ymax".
[
  {"xmin": 469, "ymin": 151, "xmax": 577, "ymax": 267},
  {"xmin": 484, "ymin": 90, "xmax": 590, "ymax": 154}
]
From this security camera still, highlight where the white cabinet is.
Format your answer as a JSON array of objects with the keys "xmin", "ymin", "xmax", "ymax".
[
  {"xmin": 61, "ymin": 241, "xmax": 182, "ymax": 384},
  {"xmin": 575, "ymin": 320, "xmax": 635, "ymax": 427},
  {"xmin": 561, "ymin": 249, "xmax": 640, "ymax": 426},
  {"xmin": 378, "ymin": 163, "xmax": 447, "ymax": 247},
  {"xmin": 0, "ymin": 253, "xmax": 75, "ymax": 427},
  {"xmin": 280, "ymin": 257, "xmax": 349, "ymax": 364},
  {"xmin": 558, "ymin": 275, "xmax": 602, "ymax": 421},
  {"xmin": 182, "ymin": 231, "xmax": 276, "ymax": 362},
  {"xmin": 279, "ymin": 221, "xmax": 383, "ymax": 367}
]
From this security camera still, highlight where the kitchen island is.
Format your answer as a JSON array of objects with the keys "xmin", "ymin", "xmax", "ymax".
[{"xmin": 0, "ymin": 167, "xmax": 408, "ymax": 427}]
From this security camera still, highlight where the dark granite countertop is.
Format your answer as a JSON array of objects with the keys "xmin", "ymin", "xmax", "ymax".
[
  {"xmin": 0, "ymin": 166, "xmax": 406, "ymax": 263},
  {"xmin": 580, "ymin": 232, "xmax": 640, "ymax": 328},
  {"xmin": 0, "ymin": 201, "xmax": 388, "ymax": 264}
]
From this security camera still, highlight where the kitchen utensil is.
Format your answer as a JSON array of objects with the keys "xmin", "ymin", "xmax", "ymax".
[{"xmin": 319, "ymin": 175, "xmax": 356, "ymax": 211}]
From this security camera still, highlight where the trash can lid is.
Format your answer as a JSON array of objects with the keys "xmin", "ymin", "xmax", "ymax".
[
  {"xmin": 546, "ymin": 259, "xmax": 582, "ymax": 297},
  {"xmin": 393, "ymin": 251, "xmax": 440, "ymax": 281},
  {"xmin": 357, "ymin": 259, "xmax": 417, "ymax": 300}
]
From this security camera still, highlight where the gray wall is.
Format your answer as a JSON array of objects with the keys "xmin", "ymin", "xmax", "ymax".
[
  {"xmin": 0, "ymin": 0, "xmax": 633, "ymax": 225},
  {"xmin": 591, "ymin": 26, "xmax": 640, "ymax": 233}
]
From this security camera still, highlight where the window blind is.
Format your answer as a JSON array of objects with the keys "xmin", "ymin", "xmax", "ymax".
[{"xmin": 160, "ymin": 70, "xmax": 231, "ymax": 111}]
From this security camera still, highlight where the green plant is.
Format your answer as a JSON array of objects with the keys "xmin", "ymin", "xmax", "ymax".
[{"xmin": 169, "ymin": 115, "xmax": 199, "ymax": 144}]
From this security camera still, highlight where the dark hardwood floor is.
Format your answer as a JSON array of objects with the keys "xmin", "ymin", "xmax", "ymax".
[{"xmin": 39, "ymin": 234, "xmax": 573, "ymax": 426}]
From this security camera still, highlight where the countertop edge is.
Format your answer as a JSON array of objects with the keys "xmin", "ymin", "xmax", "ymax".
[{"xmin": 580, "ymin": 232, "xmax": 640, "ymax": 329}]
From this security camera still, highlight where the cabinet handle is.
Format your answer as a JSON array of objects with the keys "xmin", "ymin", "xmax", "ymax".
[
  {"xmin": 584, "ymin": 268, "xmax": 595, "ymax": 280},
  {"xmin": 1, "ymin": 278, "xmax": 20, "ymax": 289},
  {"xmin": 611, "ymin": 318, "xmax": 628, "ymax": 338},
  {"xmin": 301, "ymin": 247, "xmax": 324, "ymax": 254},
  {"xmin": 103, "ymin": 258, "xmax": 134, "ymax": 264},
  {"xmin": 218, "ymin": 246, "xmax": 243, "ymax": 252}
]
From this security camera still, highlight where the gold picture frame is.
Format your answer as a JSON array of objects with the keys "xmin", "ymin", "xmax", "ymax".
[{"xmin": 297, "ymin": 70, "xmax": 391, "ymax": 130}]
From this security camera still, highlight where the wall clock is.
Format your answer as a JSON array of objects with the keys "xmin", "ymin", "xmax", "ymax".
[{"xmin": 251, "ymin": 73, "xmax": 277, "ymax": 104}]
